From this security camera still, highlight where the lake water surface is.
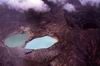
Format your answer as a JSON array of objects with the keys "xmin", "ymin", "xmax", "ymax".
[
  {"xmin": 4, "ymin": 33, "xmax": 58, "ymax": 49},
  {"xmin": 4, "ymin": 33, "xmax": 28, "ymax": 47},
  {"xmin": 25, "ymin": 36, "xmax": 58, "ymax": 49}
]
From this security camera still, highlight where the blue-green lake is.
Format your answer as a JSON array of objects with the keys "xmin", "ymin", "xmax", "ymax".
[{"xmin": 4, "ymin": 33, "xmax": 58, "ymax": 49}]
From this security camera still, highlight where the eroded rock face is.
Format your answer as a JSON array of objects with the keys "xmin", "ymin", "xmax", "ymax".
[{"xmin": 0, "ymin": 47, "xmax": 60, "ymax": 66}]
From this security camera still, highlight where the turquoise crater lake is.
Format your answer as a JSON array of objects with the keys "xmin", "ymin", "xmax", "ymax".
[
  {"xmin": 4, "ymin": 33, "xmax": 28, "ymax": 47},
  {"xmin": 4, "ymin": 33, "xmax": 58, "ymax": 49},
  {"xmin": 25, "ymin": 36, "xmax": 58, "ymax": 49}
]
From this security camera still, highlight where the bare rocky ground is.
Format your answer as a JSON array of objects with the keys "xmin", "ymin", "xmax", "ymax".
[{"xmin": 0, "ymin": 1, "xmax": 100, "ymax": 66}]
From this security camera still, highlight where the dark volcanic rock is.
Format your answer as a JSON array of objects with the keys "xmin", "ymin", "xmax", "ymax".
[{"xmin": 0, "ymin": 47, "xmax": 60, "ymax": 66}]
